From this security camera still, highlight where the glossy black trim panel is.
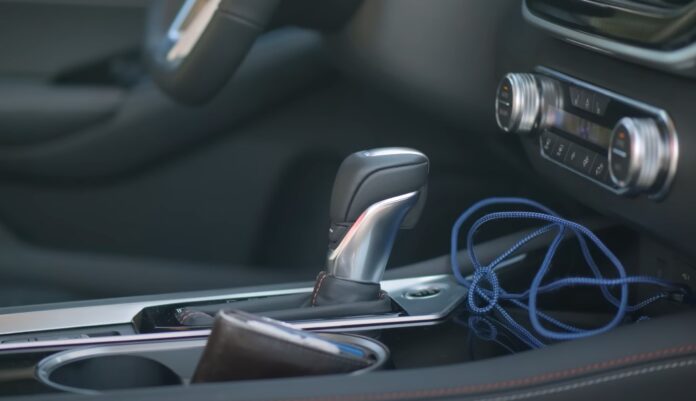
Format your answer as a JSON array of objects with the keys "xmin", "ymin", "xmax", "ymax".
[{"xmin": 526, "ymin": 0, "xmax": 696, "ymax": 50}]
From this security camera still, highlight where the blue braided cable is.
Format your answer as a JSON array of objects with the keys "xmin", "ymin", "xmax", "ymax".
[
  {"xmin": 485, "ymin": 224, "xmax": 557, "ymax": 272},
  {"xmin": 492, "ymin": 304, "xmax": 545, "ymax": 348},
  {"xmin": 501, "ymin": 278, "xmax": 672, "ymax": 318},
  {"xmin": 626, "ymin": 293, "xmax": 669, "ymax": 312},
  {"xmin": 450, "ymin": 197, "xmax": 560, "ymax": 285},
  {"xmin": 466, "ymin": 210, "xmax": 630, "ymax": 339},
  {"xmin": 575, "ymin": 233, "xmax": 620, "ymax": 305},
  {"xmin": 450, "ymin": 197, "xmax": 685, "ymax": 343},
  {"xmin": 467, "ymin": 201, "xmax": 625, "ymax": 306},
  {"xmin": 508, "ymin": 299, "xmax": 584, "ymax": 334}
]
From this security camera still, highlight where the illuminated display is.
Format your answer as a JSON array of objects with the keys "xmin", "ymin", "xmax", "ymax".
[{"xmin": 550, "ymin": 108, "xmax": 612, "ymax": 149}]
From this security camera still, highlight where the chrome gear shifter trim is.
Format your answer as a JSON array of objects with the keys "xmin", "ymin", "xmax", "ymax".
[{"xmin": 326, "ymin": 191, "xmax": 420, "ymax": 283}]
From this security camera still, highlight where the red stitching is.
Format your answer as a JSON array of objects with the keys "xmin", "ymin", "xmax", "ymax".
[
  {"xmin": 270, "ymin": 343, "xmax": 696, "ymax": 401},
  {"xmin": 311, "ymin": 272, "xmax": 328, "ymax": 306}
]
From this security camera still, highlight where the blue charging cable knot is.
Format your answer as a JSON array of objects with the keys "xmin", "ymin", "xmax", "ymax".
[
  {"xmin": 468, "ymin": 267, "xmax": 500, "ymax": 313},
  {"xmin": 451, "ymin": 197, "xmax": 687, "ymax": 347}
]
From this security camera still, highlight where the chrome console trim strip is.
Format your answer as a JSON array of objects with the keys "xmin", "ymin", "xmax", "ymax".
[
  {"xmin": 0, "ymin": 287, "xmax": 312, "ymax": 336},
  {"xmin": 0, "ymin": 275, "xmax": 471, "ymax": 351}
]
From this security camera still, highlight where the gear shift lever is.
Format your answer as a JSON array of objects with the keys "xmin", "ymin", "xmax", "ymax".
[
  {"xmin": 187, "ymin": 151, "xmax": 428, "ymax": 379},
  {"xmin": 326, "ymin": 148, "xmax": 429, "ymax": 284},
  {"xmin": 174, "ymin": 148, "xmax": 428, "ymax": 325}
]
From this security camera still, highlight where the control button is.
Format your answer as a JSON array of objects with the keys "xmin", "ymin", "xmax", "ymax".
[
  {"xmin": 583, "ymin": 92, "xmax": 593, "ymax": 111},
  {"xmin": 612, "ymin": 128, "xmax": 630, "ymax": 153},
  {"xmin": 550, "ymin": 137, "xmax": 570, "ymax": 162},
  {"xmin": 496, "ymin": 101, "xmax": 512, "ymax": 129},
  {"xmin": 565, "ymin": 143, "xmax": 580, "ymax": 166},
  {"xmin": 495, "ymin": 73, "xmax": 540, "ymax": 134},
  {"xmin": 498, "ymin": 81, "xmax": 512, "ymax": 102},
  {"xmin": 591, "ymin": 156, "xmax": 610, "ymax": 184},
  {"xmin": 569, "ymin": 86, "xmax": 609, "ymax": 116},
  {"xmin": 592, "ymin": 94, "xmax": 610, "ymax": 116},
  {"xmin": 567, "ymin": 145, "xmax": 596, "ymax": 174},
  {"xmin": 609, "ymin": 125, "xmax": 632, "ymax": 184},
  {"xmin": 571, "ymin": 88, "xmax": 595, "ymax": 113},
  {"xmin": 610, "ymin": 149, "xmax": 630, "ymax": 183},
  {"xmin": 540, "ymin": 131, "xmax": 556, "ymax": 154},
  {"xmin": 569, "ymin": 86, "xmax": 581, "ymax": 108},
  {"xmin": 576, "ymin": 90, "xmax": 589, "ymax": 112},
  {"xmin": 580, "ymin": 152, "xmax": 595, "ymax": 173},
  {"xmin": 608, "ymin": 117, "xmax": 670, "ymax": 194}
]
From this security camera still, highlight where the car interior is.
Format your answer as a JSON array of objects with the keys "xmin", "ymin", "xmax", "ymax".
[{"xmin": 1, "ymin": 0, "xmax": 696, "ymax": 400}]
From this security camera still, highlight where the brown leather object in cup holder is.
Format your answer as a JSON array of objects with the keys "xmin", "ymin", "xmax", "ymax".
[{"xmin": 192, "ymin": 310, "xmax": 389, "ymax": 383}]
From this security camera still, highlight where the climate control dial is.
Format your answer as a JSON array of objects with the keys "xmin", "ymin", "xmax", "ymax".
[
  {"xmin": 608, "ymin": 117, "xmax": 670, "ymax": 194},
  {"xmin": 495, "ymin": 73, "xmax": 540, "ymax": 133}
]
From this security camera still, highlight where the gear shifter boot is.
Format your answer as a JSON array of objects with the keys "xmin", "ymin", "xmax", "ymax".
[
  {"xmin": 310, "ymin": 271, "xmax": 385, "ymax": 306},
  {"xmin": 175, "ymin": 273, "xmax": 393, "ymax": 326}
]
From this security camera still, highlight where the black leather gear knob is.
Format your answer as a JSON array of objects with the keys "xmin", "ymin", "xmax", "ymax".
[
  {"xmin": 329, "ymin": 148, "xmax": 429, "ymax": 226},
  {"xmin": 326, "ymin": 148, "xmax": 429, "ymax": 284}
]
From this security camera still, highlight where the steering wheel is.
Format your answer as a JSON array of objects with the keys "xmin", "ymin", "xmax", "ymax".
[
  {"xmin": 145, "ymin": 0, "xmax": 281, "ymax": 104},
  {"xmin": 145, "ymin": 0, "xmax": 362, "ymax": 105}
]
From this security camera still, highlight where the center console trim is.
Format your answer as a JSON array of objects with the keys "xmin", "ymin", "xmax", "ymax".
[{"xmin": 0, "ymin": 274, "xmax": 470, "ymax": 351}]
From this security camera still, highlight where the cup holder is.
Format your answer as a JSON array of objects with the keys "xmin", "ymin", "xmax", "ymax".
[
  {"xmin": 36, "ymin": 340, "xmax": 206, "ymax": 395},
  {"xmin": 36, "ymin": 334, "xmax": 389, "ymax": 394},
  {"xmin": 45, "ymin": 355, "xmax": 181, "ymax": 393}
]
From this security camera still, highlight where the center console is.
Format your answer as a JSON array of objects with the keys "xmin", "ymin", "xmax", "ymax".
[
  {"xmin": 0, "ymin": 133, "xmax": 694, "ymax": 400},
  {"xmin": 0, "ymin": 145, "xmax": 659, "ymax": 398},
  {"xmin": 0, "ymin": 224, "xmax": 692, "ymax": 399}
]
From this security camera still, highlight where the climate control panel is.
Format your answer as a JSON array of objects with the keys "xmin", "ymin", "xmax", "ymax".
[{"xmin": 496, "ymin": 67, "xmax": 679, "ymax": 199}]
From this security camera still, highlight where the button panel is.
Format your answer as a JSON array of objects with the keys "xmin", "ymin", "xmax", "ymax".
[
  {"xmin": 497, "ymin": 67, "xmax": 679, "ymax": 198},
  {"xmin": 539, "ymin": 131, "xmax": 618, "ymax": 190},
  {"xmin": 569, "ymin": 85, "xmax": 610, "ymax": 116}
]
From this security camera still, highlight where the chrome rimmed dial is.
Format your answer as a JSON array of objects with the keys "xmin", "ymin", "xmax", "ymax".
[
  {"xmin": 495, "ymin": 73, "xmax": 541, "ymax": 134},
  {"xmin": 608, "ymin": 117, "xmax": 671, "ymax": 194}
]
